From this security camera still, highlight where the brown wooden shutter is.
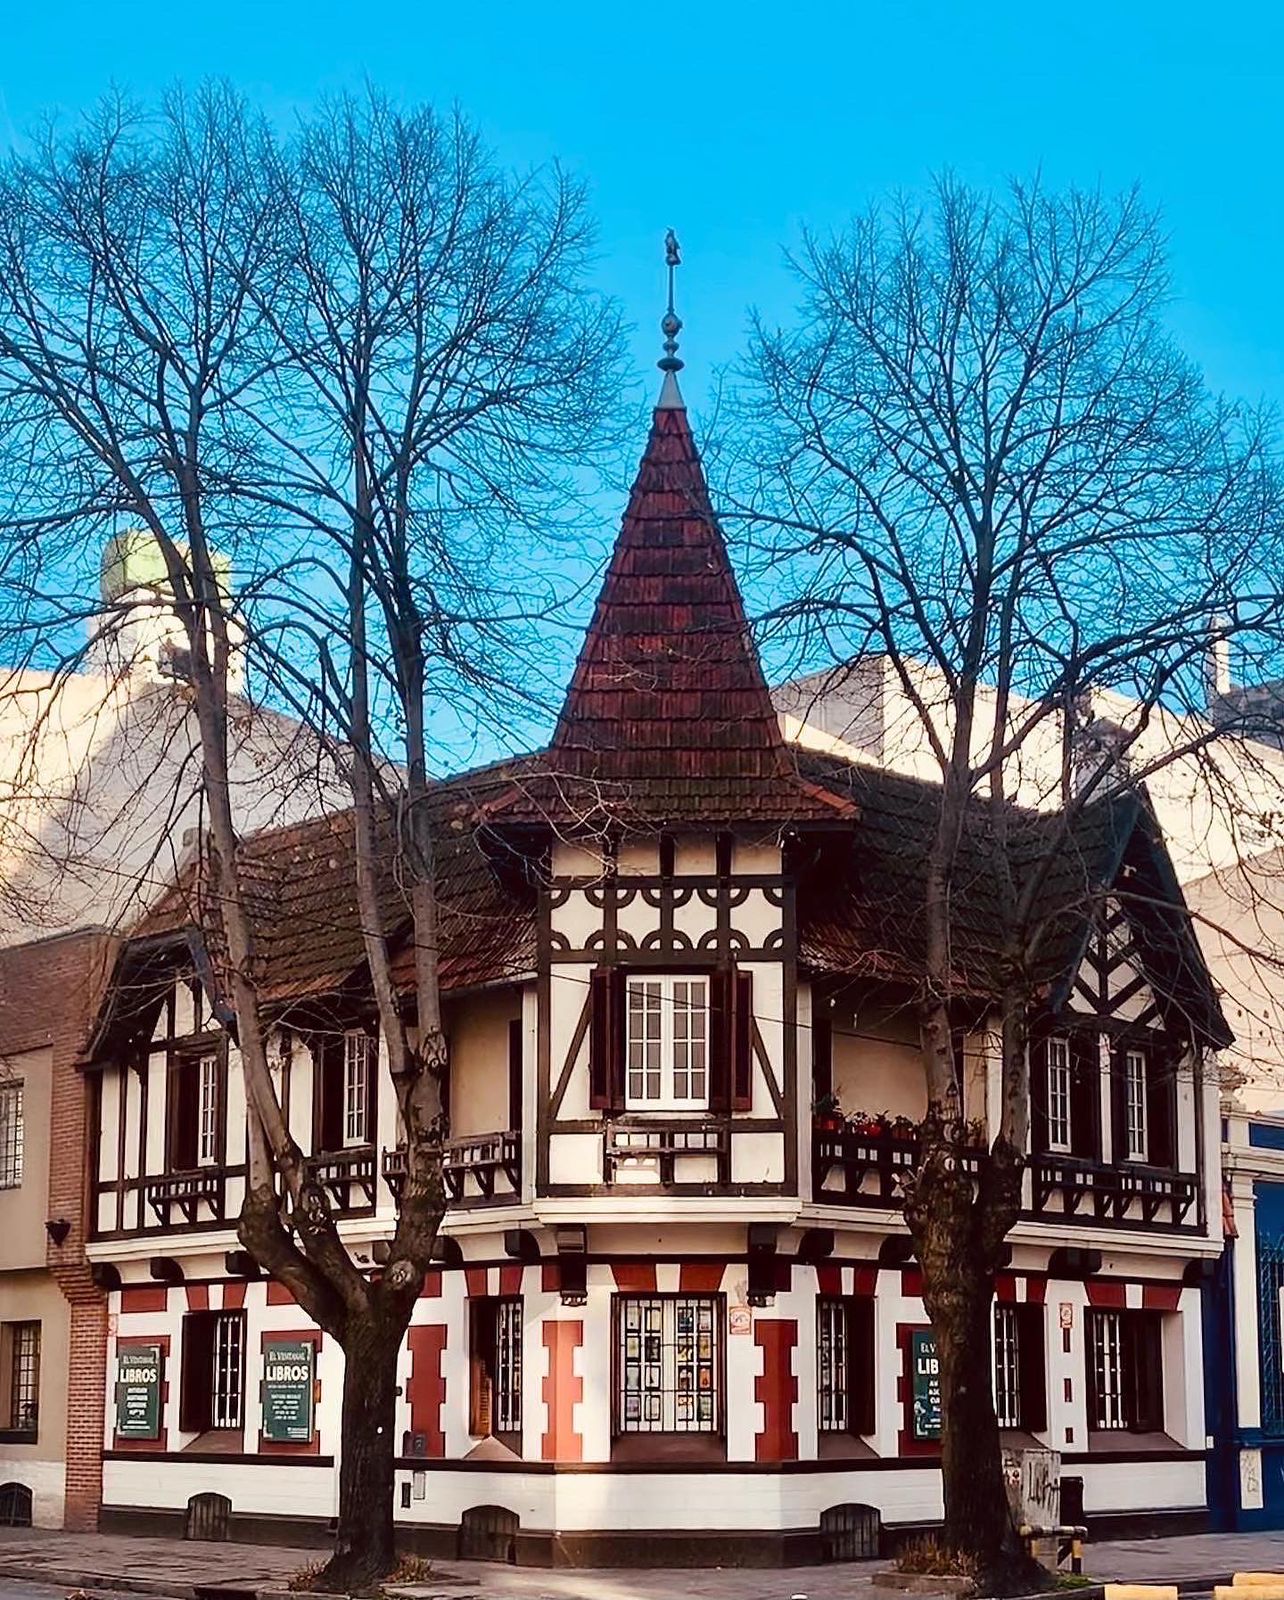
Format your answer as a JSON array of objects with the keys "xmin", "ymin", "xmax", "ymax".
[
  {"xmin": 1029, "ymin": 1036, "xmax": 1049, "ymax": 1154},
  {"xmin": 812, "ymin": 1003, "xmax": 833, "ymax": 1104},
  {"xmin": 849, "ymin": 1296, "xmax": 876, "ymax": 1436},
  {"xmin": 708, "ymin": 968, "xmax": 732, "ymax": 1113},
  {"xmin": 179, "ymin": 1312, "xmax": 215, "ymax": 1434},
  {"xmin": 1070, "ymin": 1032, "xmax": 1101, "ymax": 1159},
  {"xmin": 1015, "ymin": 1303, "xmax": 1047, "ymax": 1432},
  {"xmin": 1146, "ymin": 1049, "xmax": 1176, "ymax": 1169},
  {"xmin": 508, "ymin": 1018, "xmax": 523, "ymax": 1132},
  {"xmin": 731, "ymin": 969, "xmax": 754, "ymax": 1111},
  {"xmin": 589, "ymin": 966, "xmax": 624, "ymax": 1112},
  {"xmin": 315, "ymin": 1035, "xmax": 343, "ymax": 1154},
  {"xmin": 168, "ymin": 1059, "xmax": 199, "ymax": 1171},
  {"xmin": 468, "ymin": 1300, "xmax": 494, "ymax": 1436},
  {"xmin": 1128, "ymin": 1312, "xmax": 1165, "ymax": 1432}
]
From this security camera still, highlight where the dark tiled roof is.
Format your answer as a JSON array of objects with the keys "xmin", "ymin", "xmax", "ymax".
[
  {"xmin": 130, "ymin": 762, "xmax": 536, "ymax": 1006},
  {"xmin": 489, "ymin": 404, "xmax": 852, "ymax": 830},
  {"xmin": 796, "ymin": 752, "xmax": 1230, "ymax": 1046}
]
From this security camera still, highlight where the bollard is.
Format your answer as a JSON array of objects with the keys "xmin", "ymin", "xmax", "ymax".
[
  {"xmin": 1218, "ymin": 1588, "xmax": 1284, "ymax": 1600},
  {"xmin": 1235, "ymin": 1580, "xmax": 1284, "ymax": 1588}
]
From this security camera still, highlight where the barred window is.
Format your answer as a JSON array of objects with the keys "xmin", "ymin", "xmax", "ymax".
[
  {"xmin": 1087, "ymin": 1308, "xmax": 1164, "ymax": 1432},
  {"xmin": 7, "ymin": 1323, "xmax": 39, "ymax": 1433},
  {"xmin": 180, "ymin": 1310, "xmax": 245, "ymax": 1434},
  {"xmin": 0, "ymin": 1083, "xmax": 23, "ymax": 1188},
  {"xmin": 993, "ymin": 1304, "xmax": 1021, "ymax": 1429},
  {"xmin": 469, "ymin": 1296, "xmax": 523, "ymax": 1442},
  {"xmin": 817, "ymin": 1296, "xmax": 875, "ymax": 1436},
  {"xmin": 617, "ymin": 1295, "xmax": 719, "ymax": 1434}
]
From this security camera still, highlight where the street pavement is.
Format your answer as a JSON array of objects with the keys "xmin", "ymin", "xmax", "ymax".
[{"xmin": 8, "ymin": 1526, "xmax": 1284, "ymax": 1600}]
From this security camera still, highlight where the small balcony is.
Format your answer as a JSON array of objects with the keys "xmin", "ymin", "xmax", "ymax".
[
  {"xmin": 1028, "ymin": 1154, "xmax": 1198, "ymax": 1229},
  {"xmin": 303, "ymin": 1144, "xmax": 377, "ymax": 1210},
  {"xmin": 812, "ymin": 1118, "xmax": 982, "ymax": 1206},
  {"xmin": 603, "ymin": 1119, "xmax": 730, "ymax": 1186},
  {"xmin": 382, "ymin": 1130, "xmax": 521, "ymax": 1208},
  {"xmin": 144, "ymin": 1167, "xmax": 224, "ymax": 1226}
]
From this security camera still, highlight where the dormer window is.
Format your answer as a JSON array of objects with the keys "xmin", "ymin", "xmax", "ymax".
[{"xmin": 625, "ymin": 977, "xmax": 709, "ymax": 1111}]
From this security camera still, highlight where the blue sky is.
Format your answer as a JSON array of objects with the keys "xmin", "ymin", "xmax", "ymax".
[{"xmin": 5, "ymin": 0, "xmax": 1284, "ymax": 428}]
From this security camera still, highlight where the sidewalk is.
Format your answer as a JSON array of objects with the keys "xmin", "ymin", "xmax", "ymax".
[{"xmin": 7, "ymin": 1526, "xmax": 1284, "ymax": 1600}]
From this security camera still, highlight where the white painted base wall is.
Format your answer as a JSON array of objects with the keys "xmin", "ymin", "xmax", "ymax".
[{"xmin": 0, "ymin": 1455, "xmax": 66, "ymax": 1529}]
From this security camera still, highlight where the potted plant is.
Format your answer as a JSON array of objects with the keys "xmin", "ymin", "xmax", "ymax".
[{"xmin": 812, "ymin": 1092, "xmax": 843, "ymax": 1132}]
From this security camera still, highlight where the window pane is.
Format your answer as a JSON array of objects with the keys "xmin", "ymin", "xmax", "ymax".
[
  {"xmin": 0, "ymin": 1084, "xmax": 24, "ymax": 1188},
  {"xmin": 817, "ymin": 1299, "xmax": 849, "ymax": 1432},
  {"xmin": 9, "ymin": 1323, "xmax": 39, "ymax": 1431},
  {"xmin": 344, "ymin": 1033, "xmax": 369, "ymax": 1144},
  {"xmin": 626, "ymin": 977, "xmax": 710, "ymax": 1111},
  {"xmin": 211, "ymin": 1313, "xmax": 243, "ymax": 1430},
  {"xmin": 1090, "ymin": 1311, "xmax": 1124, "ymax": 1430},
  {"xmin": 494, "ymin": 1299, "xmax": 523, "ymax": 1434},
  {"xmin": 1047, "ymin": 1038, "xmax": 1072, "ymax": 1150},
  {"xmin": 198, "ymin": 1056, "xmax": 219, "ymax": 1166},
  {"xmin": 1125, "ymin": 1051, "xmax": 1148, "ymax": 1161}
]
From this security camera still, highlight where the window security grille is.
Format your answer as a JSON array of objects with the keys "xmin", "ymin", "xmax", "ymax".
[
  {"xmin": 618, "ymin": 1296, "xmax": 718, "ymax": 1433},
  {"xmin": 817, "ymin": 1299, "xmax": 849, "ymax": 1432},
  {"xmin": 1124, "ymin": 1049, "xmax": 1148, "ymax": 1161},
  {"xmin": 626, "ymin": 978, "xmax": 709, "ymax": 1110},
  {"xmin": 344, "ymin": 1032, "xmax": 369, "ymax": 1144},
  {"xmin": 8, "ymin": 1323, "xmax": 39, "ymax": 1432},
  {"xmin": 211, "ymin": 1313, "xmax": 244, "ymax": 1430},
  {"xmin": 1089, "ymin": 1309, "xmax": 1125, "ymax": 1429},
  {"xmin": 0, "ymin": 1084, "xmax": 23, "ymax": 1188},
  {"xmin": 197, "ymin": 1055, "xmax": 219, "ymax": 1166},
  {"xmin": 1047, "ymin": 1037, "xmax": 1072, "ymax": 1152},
  {"xmin": 993, "ymin": 1303, "xmax": 1021, "ymax": 1429},
  {"xmin": 494, "ymin": 1298, "xmax": 522, "ymax": 1434}
]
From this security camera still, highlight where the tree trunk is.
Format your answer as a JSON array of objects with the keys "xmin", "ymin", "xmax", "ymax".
[
  {"xmin": 905, "ymin": 1128, "xmax": 1041, "ymax": 1595},
  {"xmin": 321, "ymin": 1317, "xmax": 403, "ymax": 1592}
]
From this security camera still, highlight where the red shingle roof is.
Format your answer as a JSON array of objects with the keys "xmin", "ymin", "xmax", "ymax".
[{"xmin": 488, "ymin": 402, "xmax": 852, "ymax": 830}]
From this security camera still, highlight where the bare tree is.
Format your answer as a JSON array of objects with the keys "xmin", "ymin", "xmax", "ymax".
[
  {"xmin": 0, "ymin": 84, "xmax": 618, "ymax": 1586},
  {"xmin": 738, "ymin": 178, "xmax": 1284, "ymax": 1587}
]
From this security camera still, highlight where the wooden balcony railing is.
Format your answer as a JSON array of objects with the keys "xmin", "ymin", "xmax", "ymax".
[
  {"xmin": 382, "ymin": 1131, "xmax": 521, "ymax": 1207},
  {"xmin": 812, "ymin": 1126, "xmax": 1198, "ymax": 1230},
  {"xmin": 303, "ymin": 1144, "xmax": 377, "ymax": 1209},
  {"xmin": 144, "ymin": 1167, "xmax": 224, "ymax": 1226},
  {"xmin": 603, "ymin": 1120, "xmax": 730, "ymax": 1186}
]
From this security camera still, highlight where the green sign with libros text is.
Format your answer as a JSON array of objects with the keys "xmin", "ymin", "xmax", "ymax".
[
  {"xmin": 911, "ymin": 1329, "xmax": 942, "ymax": 1441},
  {"xmin": 262, "ymin": 1338, "xmax": 315, "ymax": 1443},
  {"xmin": 115, "ymin": 1343, "xmax": 164, "ymax": 1439}
]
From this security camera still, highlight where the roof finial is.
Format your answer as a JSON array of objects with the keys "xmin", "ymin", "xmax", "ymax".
[{"xmin": 657, "ymin": 229, "xmax": 685, "ymax": 408}]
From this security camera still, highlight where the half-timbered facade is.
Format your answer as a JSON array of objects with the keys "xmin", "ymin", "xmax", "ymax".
[{"xmin": 76, "ymin": 368, "xmax": 1230, "ymax": 1563}]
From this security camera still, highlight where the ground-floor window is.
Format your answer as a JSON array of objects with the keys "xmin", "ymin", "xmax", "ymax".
[
  {"xmin": 992, "ymin": 1302, "xmax": 1046, "ymax": 1432},
  {"xmin": 616, "ymin": 1295, "xmax": 720, "ymax": 1434},
  {"xmin": 180, "ymin": 1309, "xmax": 245, "ymax": 1434},
  {"xmin": 0, "ymin": 1322, "xmax": 40, "ymax": 1435},
  {"xmin": 469, "ymin": 1296, "xmax": 522, "ymax": 1445},
  {"xmin": 1086, "ymin": 1308, "xmax": 1164, "ymax": 1432},
  {"xmin": 817, "ymin": 1297, "xmax": 876, "ymax": 1435}
]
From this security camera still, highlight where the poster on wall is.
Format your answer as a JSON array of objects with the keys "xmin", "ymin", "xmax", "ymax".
[
  {"xmin": 262, "ymin": 1338, "xmax": 315, "ymax": 1443},
  {"xmin": 911, "ymin": 1330, "xmax": 942, "ymax": 1441},
  {"xmin": 115, "ymin": 1343, "xmax": 164, "ymax": 1439}
]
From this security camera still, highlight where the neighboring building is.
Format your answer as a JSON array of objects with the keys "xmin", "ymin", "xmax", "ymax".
[
  {"xmin": 74, "ymin": 372, "xmax": 1231, "ymax": 1561},
  {"xmin": 0, "ymin": 931, "xmax": 113, "ymax": 1528}
]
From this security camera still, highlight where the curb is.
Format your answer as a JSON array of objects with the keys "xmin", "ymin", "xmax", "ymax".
[{"xmin": 0, "ymin": 1561, "xmax": 198, "ymax": 1599}]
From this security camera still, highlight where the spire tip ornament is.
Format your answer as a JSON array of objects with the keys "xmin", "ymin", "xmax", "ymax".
[{"xmin": 656, "ymin": 229, "xmax": 685, "ymax": 408}]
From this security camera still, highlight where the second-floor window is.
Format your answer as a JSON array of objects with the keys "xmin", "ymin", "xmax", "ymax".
[
  {"xmin": 1124, "ymin": 1049, "xmax": 1148, "ymax": 1161},
  {"xmin": 344, "ymin": 1031, "xmax": 370, "ymax": 1145},
  {"xmin": 1046, "ymin": 1037, "xmax": 1072, "ymax": 1153},
  {"xmin": 0, "ymin": 1083, "xmax": 22, "ymax": 1188},
  {"xmin": 168, "ymin": 1050, "xmax": 222, "ymax": 1171},
  {"xmin": 626, "ymin": 977, "xmax": 709, "ymax": 1111}
]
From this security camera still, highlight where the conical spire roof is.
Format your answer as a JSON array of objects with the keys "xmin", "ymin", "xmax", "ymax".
[{"xmin": 489, "ymin": 390, "xmax": 852, "ymax": 831}]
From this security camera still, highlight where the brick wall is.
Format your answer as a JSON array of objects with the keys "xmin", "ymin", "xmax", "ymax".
[{"xmin": 38, "ymin": 931, "xmax": 117, "ymax": 1529}]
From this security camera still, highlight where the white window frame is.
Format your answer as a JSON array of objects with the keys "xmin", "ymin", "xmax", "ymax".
[
  {"xmin": 1124, "ymin": 1048, "xmax": 1148, "ymax": 1162},
  {"xmin": 817, "ymin": 1298, "xmax": 850, "ymax": 1433},
  {"xmin": 625, "ymin": 977, "xmax": 709, "ymax": 1112},
  {"xmin": 494, "ymin": 1297, "xmax": 523, "ymax": 1436},
  {"xmin": 617, "ymin": 1294, "xmax": 720, "ymax": 1434},
  {"xmin": 993, "ymin": 1303, "xmax": 1021, "ymax": 1430},
  {"xmin": 1046, "ymin": 1036, "xmax": 1072, "ymax": 1153},
  {"xmin": 0, "ymin": 1082, "xmax": 23, "ymax": 1189},
  {"xmin": 1089, "ymin": 1309, "xmax": 1126, "ymax": 1431},
  {"xmin": 197, "ymin": 1054, "xmax": 220, "ymax": 1167},
  {"xmin": 343, "ymin": 1031, "xmax": 370, "ymax": 1146}
]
